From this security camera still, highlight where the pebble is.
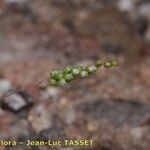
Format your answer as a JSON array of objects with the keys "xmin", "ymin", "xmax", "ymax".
[
  {"xmin": 0, "ymin": 79, "xmax": 12, "ymax": 98},
  {"xmin": 5, "ymin": 0, "xmax": 28, "ymax": 4},
  {"xmin": 42, "ymin": 87, "xmax": 61, "ymax": 100},
  {"xmin": 59, "ymin": 97, "xmax": 69, "ymax": 108},
  {"xmin": 140, "ymin": 61, "xmax": 150, "ymax": 86},
  {"xmin": 10, "ymin": 119, "xmax": 30, "ymax": 137},
  {"xmin": 138, "ymin": 2, "xmax": 150, "ymax": 20},
  {"xmin": 101, "ymin": 42, "xmax": 122, "ymax": 54},
  {"xmin": 1, "ymin": 91, "xmax": 33, "ymax": 113},
  {"xmin": 117, "ymin": 0, "xmax": 134, "ymax": 12},
  {"xmin": 0, "ymin": 9, "xmax": 4, "ymax": 18},
  {"xmin": 40, "ymin": 127, "xmax": 67, "ymax": 141},
  {"xmin": 141, "ymin": 44, "xmax": 150, "ymax": 58},
  {"xmin": 0, "ymin": 112, "xmax": 15, "ymax": 133},
  {"xmin": 59, "ymin": 148, "xmax": 75, "ymax": 150},
  {"xmin": 131, "ymin": 126, "xmax": 149, "ymax": 140},
  {"xmin": 28, "ymin": 105, "xmax": 52, "ymax": 133},
  {"xmin": 64, "ymin": 107, "xmax": 76, "ymax": 125},
  {"xmin": 74, "ymin": 99, "xmax": 150, "ymax": 127},
  {"xmin": 87, "ymin": 121, "xmax": 99, "ymax": 132},
  {"xmin": 144, "ymin": 25, "xmax": 150, "ymax": 42}
]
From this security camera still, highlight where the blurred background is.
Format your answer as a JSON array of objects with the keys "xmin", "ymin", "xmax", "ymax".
[{"xmin": 0, "ymin": 0, "xmax": 150, "ymax": 150}]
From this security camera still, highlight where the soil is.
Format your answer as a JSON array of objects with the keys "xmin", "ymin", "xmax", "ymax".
[{"xmin": 0, "ymin": 0, "xmax": 150, "ymax": 150}]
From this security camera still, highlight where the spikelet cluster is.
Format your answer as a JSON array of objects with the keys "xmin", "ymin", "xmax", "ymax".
[{"xmin": 49, "ymin": 60, "xmax": 119, "ymax": 86}]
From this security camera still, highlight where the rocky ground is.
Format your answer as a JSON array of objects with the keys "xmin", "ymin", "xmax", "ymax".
[{"xmin": 0, "ymin": 0, "xmax": 150, "ymax": 150}]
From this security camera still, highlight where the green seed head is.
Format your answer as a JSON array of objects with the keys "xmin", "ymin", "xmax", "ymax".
[
  {"xmin": 110, "ymin": 60, "xmax": 119, "ymax": 67},
  {"xmin": 64, "ymin": 73, "xmax": 74, "ymax": 82},
  {"xmin": 71, "ymin": 68, "xmax": 80, "ymax": 76},
  {"xmin": 103, "ymin": 62, "xmax": 112, "ymax": 68},
  {"xmin": 76, "ymin": 66, "xmax": 83, "ymax": 72},
  {"xmin": 58, "ymin": 78, "xmax": 67, "ymax": 86},
  {"xmin": 50, "ymin": 70, "xmax": 58, "ymax": 78},
  {"xmin": 63, "ymin": 66, "xmax": 72, "ymax": 74},
  {"xmin": 49, "ymin": 78, "xmax": 57, "ymax": 86},
  {"xmin": 86, "ymin": 65, "xmax": 97, "ymax": 74},
  {"xmin": 95, "ymin": 60, "xmax": 102, "ymax": 67},
  {"xmin": 80, "ymin": 70, "xmax": 89, "ymax": 78},
  {"xmin": 49, "ymin": 59, "xmax": 118, "ymax": 86},
  {"xmin": 50, "ymin": 70, "xmax": 63, "ymax": 80}
]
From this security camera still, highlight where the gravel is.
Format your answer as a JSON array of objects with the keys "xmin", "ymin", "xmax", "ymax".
[
  {"xmin": 0, "ymin": 79, "xmax": 12, "ymax": 97},
  {"xmin": 1, "ymin": 91, "xmax": 33, "ymax": 113}
]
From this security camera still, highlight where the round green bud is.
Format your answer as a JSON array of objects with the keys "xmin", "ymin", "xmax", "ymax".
[
  {"xmin": 64, "ymin": 73, "xmax": 74, "ymax": 82},
  {"xmin": 57, "ymin": 71, "xmax": 63, "ymax": 80},
  {"xmin": 76, "ymin": 66, "xmax": 83, "ymax": 72},
  {"xmin": 50, "ymin": 70, "xmax": 63, "ymax": 80},
  {"xmin": 86, "ymin": 65, "xmax": 97, "ymax": 74},
  {"xmin": 103, "ymin": 62, "xmax": 112, "ymax": 68},
  {"xmin": 58, "ymin": 78, "xmax": 67, "ymax": 86},
  {"xmin": 63, "ymin": 66, "xmax": 72, "ymax": 74},
  {"xmin": 80, "ymin": 70, "xmax": 89, "ymax": 78},
  {"xmin": 50, "ymin": 70, "xmax": 58, "ymax": 78},
  {"xmin": 95, "ymin": 60, "xmax": 102, "ymax": 67},
  {"xmin": 49, "ymin": 78, "xmax": 57, "ymax": 86},
  {"xmin": 110, "ymin": 60, "xmax": 119, "ymax": 67},
  {"xmin": 71, "ymin": 68, "xmax": 80, "ymax": 76}
]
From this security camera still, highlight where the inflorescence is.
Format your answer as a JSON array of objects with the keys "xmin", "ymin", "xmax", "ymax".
[{"xmin": 49, "ymin": 59, "xmax": 119, "ymax": 86}]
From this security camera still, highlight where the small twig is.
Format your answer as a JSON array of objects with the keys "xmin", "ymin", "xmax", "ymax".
[{"xmin": 3, "ymin": 78, "xmax": 48, "ymax": 98}]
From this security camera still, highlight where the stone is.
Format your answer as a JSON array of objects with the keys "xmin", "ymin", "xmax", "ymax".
[
  {"xmin": 101, "ymin": 42, "xmax": 122, "ymax": 54},
  {"xmin": 141, "ymin": 44, "xmax": 150, "ymax": 55},
  {"xmin": 130, "ymin": 126, "xmax": 150, "ymax": 144},
  {"xmin": 87, "ymin": 121, "xmax": 99, "ymax": 132},
  {"xmin": 40, "ymin": 127, "xmax": 67, "ymax": 141},
  {"xmin": 59, "ymin": 148, "xmax": 75, "ymax": 150},
  {"xmin": 131, "ymin": 127, "xmax": 143, "ymax": 139},
  {"xmin": 64, "ymin": 107, "xmax": 76, "ymax": 125},
  {"xmin": 0, "ymin": 112, "xmax": 15, "ymax": 133},
  {"xmin": 5, "ymin": 0, "xmax": 28, "ymax": 4},
  {"xmin": 10, "ymin": 119, "xmax": 31, "ymax": 137},
  {"xmin": 138, "ymin": 2, "xmax": 150, "ymax": 20},
  {"xmin": 145, "ymin": 25, "xmax": 150, "ymax": 42},
  {"xmin": 59, "ymin": 97, "xmax": 69, "ymax": 108},
  {"xmin": 140, "ymin": 61, "xmax": 150, "ymax": 86},
  {"xmin": 117, "ymin": 0, "xmax": 134, "ymax": 12},
  {"xmin": 42, "ymin": 87, "xmax": 61, "ymax": 100},
  {"xmin": 0, "ymin": 79, "xmax": 12, "ymax": 98},
  {"xmin": 1, "ymin": 91, "xmax": 33, "ymax": 113},
  {"xmin": 0, "ymin": 9, "xmax": 4, "ymax": 18},
  {"xmin": 74, "ymin": 99, "xmax": 150, "ymax": 127},
  {"xmin": 28, "ymin": 105, "xmax": 52, "ymax": 133}
]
